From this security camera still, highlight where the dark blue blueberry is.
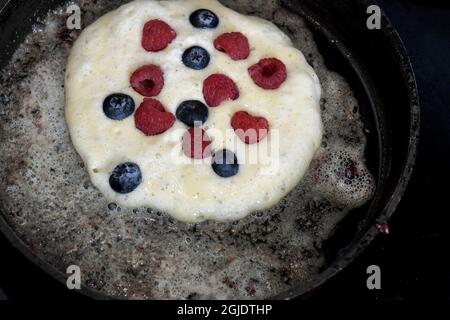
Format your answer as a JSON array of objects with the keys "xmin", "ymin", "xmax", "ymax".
[
  {"xmin": 103, "ymin": 93, "xmax": 135, "ymax": 120},
  {"xmin": 176, "ymin": 100, "xmax": 209, "ymax": 127},
  {"xmin": 212, "ymin": 150, "xmax": 239, "ymax": 178},
  {"xmin": 182, "ymin": 46, "xmax": 210, "ymax": 70},
  {"xmin": 109, "ymin": 163, "xmax": 142, "ymax": 194},
  {"xmin": 190, "ymin": 9, "xmax": 219, "ymax": 29}
]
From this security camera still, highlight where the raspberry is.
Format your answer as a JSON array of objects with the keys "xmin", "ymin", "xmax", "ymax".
[
  {"xmin": 231, "ymin": 111, "xmax": 269, "ymax": 144},
  {"xmin": 182, "ymin": 128, "xmax": 212, "ymax": 159},
  {"xmin": 141, "ymin": 19, "xmax": 176, "ymax": 52},
  {"xmin": 130, "ymin": 65, "xmax": 164, "ymax": 97},
  {"xmin": 214, "ymin": 32, "xmax": 250, "ymax": 60},
  {"xmin": 135, "ymin": 98, "xmax": 175, "ymax": 136},
  {"xmin": 248, "ymin": 58, "xmax": 287, "ymax": 90},
  {"xmin": 203, "ymin": 74, "xmax": 239, "ymax": 107}
]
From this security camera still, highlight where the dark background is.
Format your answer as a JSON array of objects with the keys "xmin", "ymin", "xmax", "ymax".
[{"xmin": 0, "ymin": 0, "xmax": 449, "ymax": 301}]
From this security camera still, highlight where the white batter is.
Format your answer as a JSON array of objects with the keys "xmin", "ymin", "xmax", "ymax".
[{"xmin": 65, "ymin": 0, "xmax": 322, "ymax": 222}]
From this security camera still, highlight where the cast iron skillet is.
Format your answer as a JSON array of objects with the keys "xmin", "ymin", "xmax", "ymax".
[{"xmin": 0, "ymin": 0, "xmax": 419, "ymax": 299}]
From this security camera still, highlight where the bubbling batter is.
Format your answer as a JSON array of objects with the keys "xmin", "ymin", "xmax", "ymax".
[{"xmin": 65, "ymin": 0, "xmax": 323, "ymax": 222}]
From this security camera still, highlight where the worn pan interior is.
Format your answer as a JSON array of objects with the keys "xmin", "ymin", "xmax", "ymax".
[{"xmin": 0, "ymin": 0, "xmax": 419, "ymax": 299}]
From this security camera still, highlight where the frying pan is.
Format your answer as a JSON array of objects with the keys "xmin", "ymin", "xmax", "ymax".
[{"xmin": 0, "ymin": 0, "xmax": 419, "ymax": 299}]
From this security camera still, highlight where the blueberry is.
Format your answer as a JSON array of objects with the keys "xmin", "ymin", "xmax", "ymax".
[
  {"xmin": 176, "ymin": 100, "xmax": 209, "ymax": 127},
  {"xmin": 190, "ymin": 9, "xmax": 219, "ymax": 29},
  {"xmin": 182, "ymin": 46, "xmax": 210, "ymax": 70},
  {"xmin": 103, "ymin": 93, "xmax": 135, "ymax": 120},
  {"xmin": 109, "ymin": 163, "xmax": 142, "ymax": 194},
  {"xmin": 212, "ymin": 150, "xmax": 239, "ymax": 178}
]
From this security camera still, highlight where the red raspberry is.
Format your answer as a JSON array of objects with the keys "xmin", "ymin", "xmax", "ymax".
[
  {"xmin": 231, "ymin": 111, "xmax": 269, "ymax": 144},
  {"xmin": 130, "ymin": 65, "xmax": 164, "ymax": 97},
  {"xmin": 182, "ymin": 128, "xmax": 212, "ymax": 159},
  {"xmin": 248, "ymin": 58, "xmax": 287, "ymax": 90},
  {"xmin": 141, "ymin": 19, "xmax": 176, "ymax": 52},
  {"xmin": 203, "ymin": 74, "xmax": 239, "ymax": 107},
  {"xmin": 214, "ymin": 32, "xmax": 250, "ymax": 60},
  {"xmin": 135, "ymin": 98, "xmax": 175, "ymax": 136}
]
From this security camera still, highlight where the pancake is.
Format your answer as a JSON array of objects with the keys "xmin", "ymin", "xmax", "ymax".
[{"xmin": 65, "ymin": 0, "xmax": 323, "ymax": 222}]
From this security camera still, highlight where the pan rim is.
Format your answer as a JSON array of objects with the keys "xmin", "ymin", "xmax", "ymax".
[
  {"xmin": 274, "ymin": 0, "xmax": 420, "ymax": 300},
  {"xmin": 0, "ymin": 0, "xmax": 420, "ymax": 300}
]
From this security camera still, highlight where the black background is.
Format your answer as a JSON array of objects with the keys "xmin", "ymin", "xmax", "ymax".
[{"xmin": 0, "ymin": 0, "xmax": 449, "ymax": 301}]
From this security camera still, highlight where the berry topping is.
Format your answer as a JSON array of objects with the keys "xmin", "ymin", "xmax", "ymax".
[
  {"xmin": 109, "ymin": 163, "xmax": 142, "ymax": 194},
  {"xmin": 248, "ymin": 58, "xmax": 287, "ymax": 90},
  {"xmin": 182, "ymin": 46, "xmax": 211, "ymax": 70},
  {"xmin": 176, "ymin": 100, "xmax": 209, "ymax": 127},
  {"xmin": 214, "ymin": 32, "xmax": 250, "ymax": 60},
  {"xmin": 103, "ymin": 93, "xmax": 135, "ymax": 121},
  {"xmin": 189, "ymin": 9, "xmax": 219, "ymax": 29},
  {"xmin": 212, "ymin": 149, "xmax": 239, "ymax": 178},
  {"xmin": 130, "ymin": 65, "xmax": 164, "ymax": 97},
  {"xmin": 182, "ymin": 128, "xmax": 212, "ymax": 159},
  {"xmin": 203, "ymin": 74, "xmax": 239, "ymax": 107},
  {"xmin": 141, "ymin": 19, "xmax": 176, "ymax": 52},
  {"xmin": 134, "ymin": 98, "xmax": 175, "ymax": 136},
  {"xmin": 231, "ymin": 111, "xmax": 269, "ymax": 144}
]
